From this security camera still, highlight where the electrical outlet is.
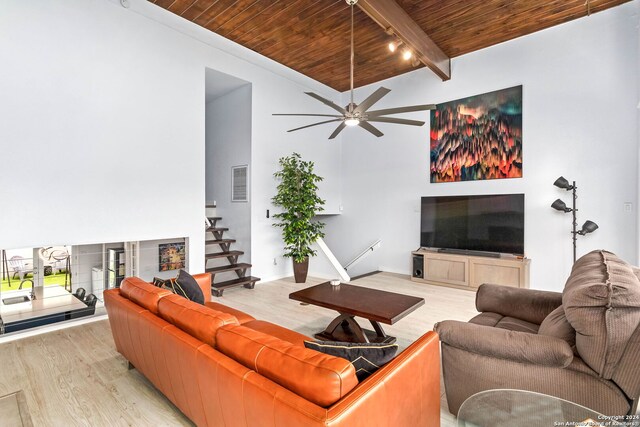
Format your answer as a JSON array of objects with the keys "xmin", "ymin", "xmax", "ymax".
[{"xmin": 624, "ymin": 202, "xmax": 632, "ymax": 212}]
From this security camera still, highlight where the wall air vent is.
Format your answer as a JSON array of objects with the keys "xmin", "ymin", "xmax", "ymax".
[{"xmin": 231, "ymin": 165, "xmax": 248, "ymax": 202}]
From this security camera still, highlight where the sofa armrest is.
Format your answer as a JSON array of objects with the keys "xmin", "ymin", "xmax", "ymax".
[
  {"xmin": 476, "ymin": 284, "xmax": 562, "ymax": 324},
  {"xmin": 326, "ymin": 331, "xmax": 441, "ymax": 426},
  {"xmin": 435, "ymin": 320, "xmax": 573, "ymax": 368}
]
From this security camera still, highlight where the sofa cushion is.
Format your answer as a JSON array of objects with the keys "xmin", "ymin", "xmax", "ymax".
[
  {"xmin": 468, "ymin": 312, "xmax": 503, "ymax": 327},
  {"xmin": 205, "ymin": 301, "xmax": 255, "ymax": 324},
  {"xmin": 469, "ymin": 312, "xmax": 539, "ymax": 334},
  {"xmin": 538, "ymin": 306, "xmax": 576, "ymax": 349},
  {"xmin": 562, "ymin": 250, "xmax": 640, "ymax": 378},
  {"xmin": 216, "ymin": 324, "xmax": 358, "ymax": 407},
  {"xmin": 304, "ymin": 340, "xmax": 398, "ymax": 381},
  {"xmin": 495, "ymin": 316, "xmax": 539, "ymax": 334},
  {"xmin": 157, "ymin": 294, "xmax": 238, "ymax": 348},
  {"xmin": 243, "ymin": 320, "xmax": 311, "ymax": 347},
  {"xmin": 121, "ymin": 277, "xmax": 172, "ymax": 315},
  {"xmin": 153, "ymin": 270, "xmax": 204, "ymax": 305}
]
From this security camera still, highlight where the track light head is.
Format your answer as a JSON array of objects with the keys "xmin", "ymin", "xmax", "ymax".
[
  {"xmin": 402, "ymin": 49, "xmax": 413, "ymax": 60},
  {"xmin": 388, "ymin": 40, "xmax": 402, "ymax": 52}
]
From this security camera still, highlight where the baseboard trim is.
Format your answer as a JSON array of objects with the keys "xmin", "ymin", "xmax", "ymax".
[{"xmin": 350, "ymin": 270, "xmax": 383, "ymax": 281}]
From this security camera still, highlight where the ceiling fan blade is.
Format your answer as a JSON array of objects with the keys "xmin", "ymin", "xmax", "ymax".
[
  {"xmin": 329, "ymin": 122, "xmax": 347, "ymax": 139},
  {"xmin": 353, "ymin": 87, "xmax": 391, "ymax": 114},
  {"xmin": 367, "ymin": 104, "xmax": 436, "ymax": 116},
  {"xmin": 367, "ymin": 117, "xmax": 425, "ymax": 126},
  {"xmin": 304, "ymin": 92, "xmax": 347, "ymax": 114},
  {"xmin": 358, "ymin": 121, "xmax": 384, "ymax": 137},
  {"xmin": 287, "ymin": 118, "xmax": 342, "ymax": 133},
  {"xmin": 273, "ymin": 113, "xmax": 344, "ymax": 117}
]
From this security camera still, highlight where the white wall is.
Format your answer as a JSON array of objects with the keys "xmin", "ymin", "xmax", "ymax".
[
  {"xmin": 205, "ymin": 84, "xmax": 253, "ymax": 280},
  {"xmin": 327, "ymin": 2, "xmax": 639, "ymax": 290},
  {"xmin": 0, "ymin": 0, "xmax": 343, "ymax": 281}
]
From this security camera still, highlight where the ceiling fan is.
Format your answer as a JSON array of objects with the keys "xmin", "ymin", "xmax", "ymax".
[{"xmin": 273, "ymin": 0, "xmax": 435, "ymax": 140}]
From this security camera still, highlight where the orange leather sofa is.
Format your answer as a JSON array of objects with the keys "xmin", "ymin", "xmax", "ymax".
[{"xmin": 104, "ymin": 273, "xmax": 441, "ymax": 427}]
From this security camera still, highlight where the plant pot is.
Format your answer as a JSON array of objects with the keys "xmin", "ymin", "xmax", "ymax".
[{"xmin": 293, "ymin": 258, "xmax": 309, "ymax": 283}]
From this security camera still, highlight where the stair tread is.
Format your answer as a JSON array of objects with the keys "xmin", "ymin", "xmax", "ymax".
[
  {"xmin": 206, "ymin": 227, "xmax": 229, "ymax": 232},
  {"xmin": 205, "ymin": 239, "xmax": 236, "ymax": 245},
  {"xmin": 205, "ymin": 263, "xmax": 252, "ymax": 274},
  {"xmin": 212, "ymin": 276, "xmax": 260, "ymax": 290},
  {"xmin": 205, "ymin": 251, "xmax": 244, "ymax": 259},
  {"xmin": 206, "ymin": 204, "xmax": 217, "ymax": 208},
  {"xmin": 207, "ymin": 216, "xmax": 222, "ymax": 221}
]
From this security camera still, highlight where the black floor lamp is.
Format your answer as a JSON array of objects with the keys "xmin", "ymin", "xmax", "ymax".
[{"xmin": 551, "ymin": 176, "xmax": 598, "ymax": 263}]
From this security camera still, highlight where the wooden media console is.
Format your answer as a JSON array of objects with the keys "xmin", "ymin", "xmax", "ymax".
[{"xmin": 411, "ymin": 249, "xmax": 530, "ymax": 290}]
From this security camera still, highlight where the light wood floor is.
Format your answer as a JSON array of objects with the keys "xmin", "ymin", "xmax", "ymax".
[{"xmin": 0, "ymin": 272, "xmax": 478, "ymax": 426}]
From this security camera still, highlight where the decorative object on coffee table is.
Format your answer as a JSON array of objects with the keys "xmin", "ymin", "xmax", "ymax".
[
  {"xmin": 550, "ymin": 176, "xmax": 598, "ymax": 263},
  {"xmin": 290, "ymin": 281, "xmax": 424, "ymax": 343},
  {"xmin": 272, "ymin": 153, "xmax": 325, "ymax": 283}
]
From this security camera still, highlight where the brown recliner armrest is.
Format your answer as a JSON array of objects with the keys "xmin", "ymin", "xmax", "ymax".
[
  {"xmin": 476, "ymin": 284, "xmax": 562, "ymax": 324},
  {"xmin": 435, "ymin": 320, "xmax": 573, "ymax": 368}
]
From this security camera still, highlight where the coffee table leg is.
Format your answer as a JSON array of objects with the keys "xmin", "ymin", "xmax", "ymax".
[
  {"xmin": 317, "ymin": 313, "xmax": 369, "ymax": 343},
  {"xmin": 370, "ymin": 320, "xmax": 388, "ymax": 341}
]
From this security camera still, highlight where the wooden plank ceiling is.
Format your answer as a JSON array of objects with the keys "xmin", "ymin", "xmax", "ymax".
[{"xmin": 151, "ymin": 0, "xmax": 631, "ymax": 91}]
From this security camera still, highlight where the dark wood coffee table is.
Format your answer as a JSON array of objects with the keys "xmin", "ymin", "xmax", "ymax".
[{"xmin": 289, "ymin": 282, "xmax": 424, "ymax": 344}]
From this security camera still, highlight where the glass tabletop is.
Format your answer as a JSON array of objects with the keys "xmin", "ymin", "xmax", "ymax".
[{"xmin": 457, "ymin": 389, "xmax": 625, "ymax": 427}]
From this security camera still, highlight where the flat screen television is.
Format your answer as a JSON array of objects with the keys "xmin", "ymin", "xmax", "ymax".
[{"xmin": 420, "ymin": 194, "xmax": 525, "ymax": 256}]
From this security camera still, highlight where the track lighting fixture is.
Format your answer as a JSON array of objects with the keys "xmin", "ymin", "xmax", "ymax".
[
  {"xmin": 402, "ymin": 49, "xmax": 413, "ymax": 60},
  {"xmin": 388, "ymin": 39, "xmax": 402, "ymax": 52}
]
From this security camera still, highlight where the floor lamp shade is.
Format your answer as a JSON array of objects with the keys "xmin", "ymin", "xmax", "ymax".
[
  {"xmin": 579, "ymin": 220, "xmax": 599, "ymax": 235},
  {"xmin": 551, "ymin": 199, "xmax": 570, "ymax": 212},
  {"xmin": 553, "ymin": 176, "xmax": 574, "ymax": 190}
]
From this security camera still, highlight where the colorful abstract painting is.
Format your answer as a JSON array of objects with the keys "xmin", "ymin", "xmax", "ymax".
[
  {"xmin": 430, "ymin": 86, "xmax": 522, "ymax": 183},
  {"xmin": 158, "ymin": 242, "xmax": 186, "ymax": 271}
]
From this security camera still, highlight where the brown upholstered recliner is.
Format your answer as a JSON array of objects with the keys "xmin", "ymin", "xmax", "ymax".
[{"xmin": 435, "ymin": 250, "xmax": 640, "ymax": 417}]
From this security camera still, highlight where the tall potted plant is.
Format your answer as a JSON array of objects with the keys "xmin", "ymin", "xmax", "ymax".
[{"xmin": 272, "ymin": 153, "xmax": 325, "ymax": 283}]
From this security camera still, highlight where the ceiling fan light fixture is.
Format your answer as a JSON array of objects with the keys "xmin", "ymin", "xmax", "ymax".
[{"xmin": 272, "ymin": 0, "xmax": 434, "ymax": 139}]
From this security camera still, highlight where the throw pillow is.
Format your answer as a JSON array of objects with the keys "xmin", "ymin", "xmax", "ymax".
[
  {"xmin": 538, "ymin": 306, "xmax": 576, "ymax": 351},
  {"xmin": 175, "ymin": 269, "xmax": 205, "ymax": 305},
  {"xmin": 304, "ymin": 340, "xmax": 398, "ymax": 381},
  {"xmin": 152, "ymin": 276, "xmax": 176, "ymax": 290},
  {"xmin": 152, "ymin": 270, "xmax": 204, "ymax": 305}
]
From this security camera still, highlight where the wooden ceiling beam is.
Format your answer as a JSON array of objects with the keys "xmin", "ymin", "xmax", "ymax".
[{"xmin": 357, "ymin": 0, "xmax": 450, "ymax": 81}]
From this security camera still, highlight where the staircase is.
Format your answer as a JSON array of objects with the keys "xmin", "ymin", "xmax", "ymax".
[{"xmin": 205, "ymin": 210, "xmax": 259, "ymax": 297}]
